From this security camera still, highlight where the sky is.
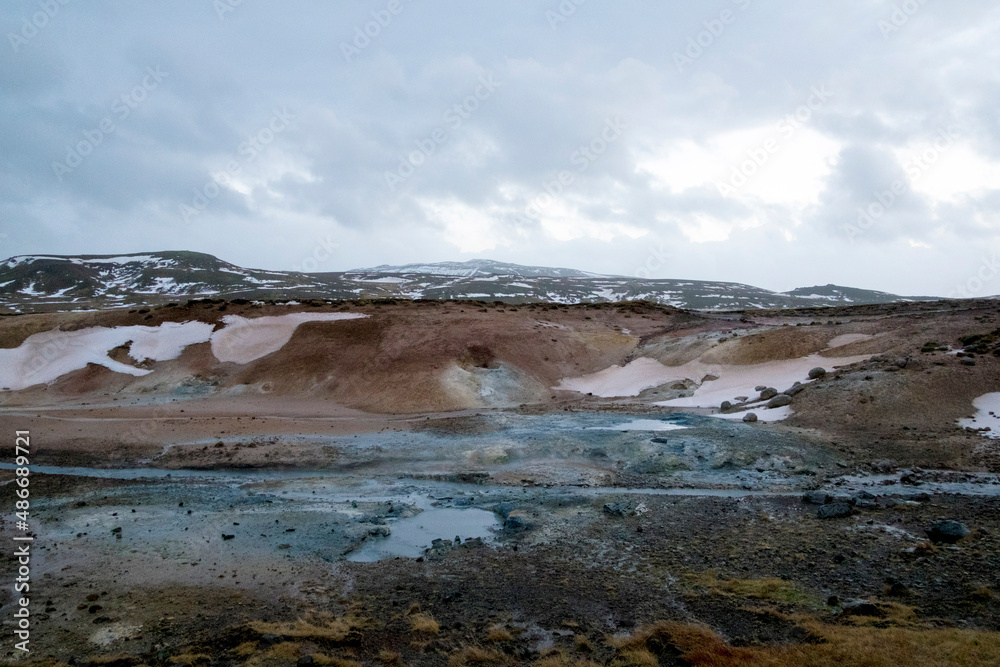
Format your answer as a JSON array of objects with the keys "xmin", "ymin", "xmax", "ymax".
[{"xmin": 1, "ymin": 1, "xmax": 999, "ymax": 297}]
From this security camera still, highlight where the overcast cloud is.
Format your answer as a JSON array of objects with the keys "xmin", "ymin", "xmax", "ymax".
[{"xmin": 2, "ymin": 0, "xmax": 999, "ymax": 296}]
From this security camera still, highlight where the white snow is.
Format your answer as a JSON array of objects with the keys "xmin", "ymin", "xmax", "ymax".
[
  {"xmin": 0, "ymin": 321, "xmax": 214, "ymax": 391},
  {"xmin": 655, "ymin": 354, "xmax": 871, "ymax": 408},
  {"xmin": 210, "ymin": 312, "xmax": 369, "ymax": 364},
  {"xmin": 710, "ymin": 406, "xmax": 793, "ymax": 422},
  {"xmin": 587, "ymin": 419, "xmax": 688, "ymax": 431},
  {"xmin": 959, "ymin": 393, "xmax": 1000, "ymax": 438},
  {"xmin": 84, "ymin": 255, "xmax": 159, "ymax": 265},
  {"xmin": 354, "ymin": 277, "xmax": 410, "ymax": 284},
  {"xmin": 554, "ymin": 353, "xmax": 872, "ymax": 403}
]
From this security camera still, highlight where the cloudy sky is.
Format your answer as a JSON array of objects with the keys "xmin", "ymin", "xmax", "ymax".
[{"xmin": 2, "ymin": 1, "xmax": 999, "ymax": 296}]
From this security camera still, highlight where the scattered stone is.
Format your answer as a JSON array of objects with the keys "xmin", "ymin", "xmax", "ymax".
[
  {"xmin": 808, "ymin": 367, "xmax": 827, "ymax": 379},
  {"xmin": 841, "ymin": 600, "xmax": 884, "ymax": 617},
  {"xmin": 760, "ymin": 387, "xmax": 779, "ymax": 400},
  {"xmin": 754, "ymin": 385, "xmax": 767, "ymax": 392},
  {"xmin": 720, "ymin": 400, "xmax": 732, "ymax": 411},
  {"xmin": 827, "ymin": 595, "xmax": 840, "ymax": 607},
  {"xmin": 926, "ymin": 520, "xmax": 970, "ymax": 544},
  {"xmin": 368, "ymin": 525, "xmax": 391, "ymax": 538},
  {"xmin": 817, "ymin": 502, "xmax": 853, "ymax": 519},
  {"xmin": 603, "ymin": 502, "xmax": 629, "ymax": 517},
  {"xmin": 504, "ymin": 514, "xmax": 527, "ymax": 530},
  {"xmin": 110, "ymin": 527, "xmax": 121, "ymax": 534},
  {"xmin": 872, "ymin": 460, "xmax": 895, "ymax": 473},
  {"xmin": 766, "ymin": 394, "xmax": 792, "ymax": 408},
  {"xmin": 802, "ymin": 491, "xmax": 831, "ymax": 505},
  {"xmin": 785, "ymin": 383, "xmax": 805, "ymax": 396},
  {"xmin": 492, "ymin": 502, "xmax": 515, "ymax": 519},
  {"xmin": 222, "ymin": 534, "xmax": 235, "ymax": 540},
  {"xmin": 742, "ymin": 413, "xmax": 758, "ymax": 423}
]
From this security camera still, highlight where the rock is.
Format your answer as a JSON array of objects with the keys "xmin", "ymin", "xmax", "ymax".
[
  {"xmin": 492, "ymin": 502, "xmax": 515, "ymax": 519},
  {"xmin": 111, "ymin": 527, "xmax": 121, "ymax": 534},
  {"xmin": 603, "ymin": 502, "xmax": 629, "ymax": 517},
  {"xmin": 368, "ymin": 525, "xmax": 391, "ymax": 538},
  {"xmin": 760, "ymin": 387, "xmax": 779, "ymax": 400},
  {"xmin": 785, "ymin": 383, "xmax": 805, "ymax": 396},
  {"xmin": 297, "ymin": 656, "xmax": 315, "ymax": 667},
  {"xmin": 803, "ymin": 491, "xmax": 831, "ymax": 505},
  {"xmin": 754, "ymin": 385, "xmax": 767, "ymax": 392},
  {"xmin": 817, "ymin": 502, "xmax": 853, "ymax": 519},
  {"xmin": 925, "ymin": 520, "xmax": 970, "ymax": 544},
  {"xmin": 872, "ymin": 459, "xmax": 895, "ymax": 474},
  {"xmin": 826, "ymin": 595, "xmax": 840, "ymax": 607},
  {"xmin": 504, "ymin": 514, "xmax": 528, "ymax": 530},
  {"xmin": 742, "ymin": 413, "xmax": 758, "ymax": 423},
  {"xmin": 808, "ymin": 367, "xmax": 827, "ymax": 379},
  {"xmin": 841, "ymin": 600, "xmax": 884, "ymax": 617},
  {"xmin": 222, "ymin": 534, "xmax": 235, "ymax": 540},
  {"xmin": 766, "ymin": 394, "xmax": 792, "ymax": 408},
  {"xmin": 720, "ymin": 401, "xmax": 733, "ymax": 411}
]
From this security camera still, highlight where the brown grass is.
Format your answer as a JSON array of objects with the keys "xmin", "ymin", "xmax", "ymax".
[
  {"xmin": 684, "ymin": 571, "xmax": 824, "ymax": 609},
  {"xmin": 486, "ymin": 624, "xmax": 514, "ymax": 642},
  {"xmin": 377, "ymin": 650, "xmax": 403, "ymax": 665},
  {"xmin": 611, "ymin": 620, "xmax": 1000, "ymax": 667},
  {"xmin": 249, "ymin": 617, "xmax": 352, "ymax": 642},
  {"xmin": 448, "ymin": 646, "xmax": 511, "ymax": 666},
  {"xmin": 167, "ymin": 655, "xmax": 210, "ymax": 666},
  {"xmin": 408, "ymin": 612, "xmax": 440, "ymax": 635},
  {"xmin": 533, "ymin": 652, "xmax": 603, "ymax": 667}
]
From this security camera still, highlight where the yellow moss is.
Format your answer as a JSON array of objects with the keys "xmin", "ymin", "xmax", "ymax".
[
  {"xmin": 409, "ymin": 613, "xmax": 440, "ymax": 635},
  {"xmin": 610, "ymin": 648, "xmax": 659, "ymax": 667},
  {"xmin": 574, "ymin": 634, "xmax": 593, "ymax": 652}
]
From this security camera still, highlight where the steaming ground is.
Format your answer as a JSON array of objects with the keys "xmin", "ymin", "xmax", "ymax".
[{"xmin": 1, "ymin": 297, "xmax": 999, "ymax": 664}]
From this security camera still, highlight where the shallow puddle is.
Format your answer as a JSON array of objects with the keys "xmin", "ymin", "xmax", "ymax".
[{"xmin": 346, "ymin": 505, "xmax": 499, "ymax": 562}]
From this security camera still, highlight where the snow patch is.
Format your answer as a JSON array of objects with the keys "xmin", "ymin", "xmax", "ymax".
[
  {"xmin": 960, "ymin": 393, "xmax": 1000, "ymax": 438},
  {"xmin": 0, "ymin": 321, "xmax": 214, "ymax": 391},
  {"xmin": 210, "ymin": 312, "xmax": 368, "ymax": 364}
]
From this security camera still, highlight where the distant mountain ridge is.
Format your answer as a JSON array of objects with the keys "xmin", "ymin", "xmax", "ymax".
[
  {"xmin": 349, "ymin": 259, "xmax": 609, "ymax": 278},
  {"xmin": 0, "ymin": 251, "xmax": 942, "ymax": 313}
]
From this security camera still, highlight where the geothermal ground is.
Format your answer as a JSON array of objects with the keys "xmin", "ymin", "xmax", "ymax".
[{"xmin": 1, "ymin": 298, "xmax": 999, "ymax": 665}]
